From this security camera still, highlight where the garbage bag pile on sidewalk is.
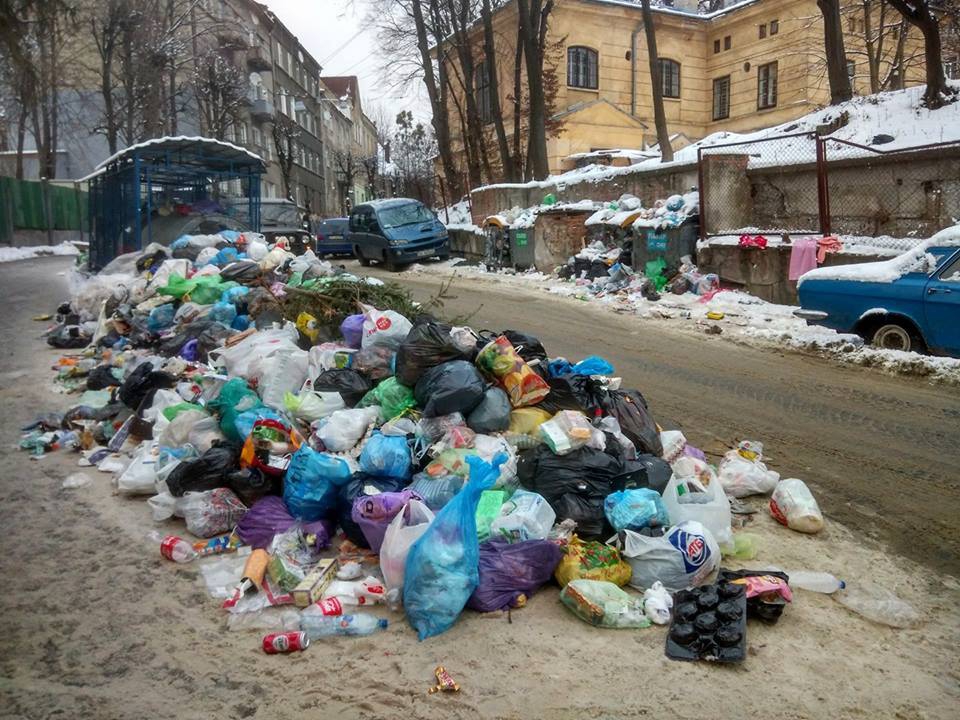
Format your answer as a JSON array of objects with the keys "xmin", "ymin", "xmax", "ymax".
[{"xmin": 21, "ymin": 233, "xmax": 916, "ymax": 664}]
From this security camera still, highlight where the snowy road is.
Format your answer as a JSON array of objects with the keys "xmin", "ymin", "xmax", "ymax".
[{"xmin": 356, "ymin": 261, "xmax": 960, "ymax": 574}]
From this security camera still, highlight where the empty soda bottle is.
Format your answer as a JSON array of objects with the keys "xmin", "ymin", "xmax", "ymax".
[
  {"xmin": 300, "ymin": 613, "xmax": 388, "ymax": 639},
  {"xmin": 148, "ymin": 531, "xmax": 198, "ymax": 563}
]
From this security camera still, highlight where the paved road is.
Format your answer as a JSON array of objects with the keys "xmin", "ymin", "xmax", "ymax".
[{"xmin": 356, "ymin": 262, "xmax": 960, "ymax": 575}]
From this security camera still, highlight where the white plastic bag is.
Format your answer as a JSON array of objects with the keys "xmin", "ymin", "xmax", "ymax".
[
  {"xmin": 379, "ymin": 499, "xmax": 435, "ymax": 594},
  {"xmin": 158, "ymin": 409, "xmax": 208, "ymax": 448},
  {"xmin": 770, "ymin": 478, "xmax": 824, "ymax": 534},
  {"xmin": 304, "ymin": 345, "xmax": 357, "ymax": 389},
  {"xmin": 321, "ymin": 576, "xmax": 386, "ymax": 606},
  {"xmin": 284, "ymin": 390, "xmax": 345, "ymax": 423},
  {"xmin": 116, "ymin": 441, "xmax": 159, "ymax": 495},
  {"xmin": 315, "ymin": 407, "xmax": 379, "ymax": 452},
  {"xmin": 718, "ymin": 450, "xmax": 780, "ymax": 497},
  {"xmin": 246, "ymin": 240, "xmax": 268, "ymax": 261},
  {"xmin": 659, "ymin": 430, "xmax": 687, "ymax": 463},
  {"xmin": 143, "ymin": 389, "xmax": 182, "ymax": 422},
  {"xmin": 207, "ymin": 327, "xmax": 299, "ymax": 379},
  {"xmin": 619, "ymin": 521, "xmax": 720, "ymax": 591},
  {"xmin": 661, "ymin": 457, "xmax": 733, "ymax": 545},
  {"xmin": 643, "ymin": 581, "xmax": 674, "ymax": 624},
  {"xmin": 360, "ymin": 303, "xmax": 412, "ymax": 350},
  {"xmin": 251, "ymin": 348, "xmax": 309, "ymax": 411},
  {"xmin": 186, "ymin": 416, "xmax": 226, "ymax": 453},
  {"xmin": 489, "ymin": 489, "xmax": 556, "ymax": 542}
]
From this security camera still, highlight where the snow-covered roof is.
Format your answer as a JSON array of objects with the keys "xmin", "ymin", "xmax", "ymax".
[
  {"xmin": 798, "ymin": 225, "xmax": 960, "ymax": 285},
  {"xmin": 586, "ymin": 0, "xmax": 760, "ymax": 21},
  {"xmin": 92, "ymin": 136, "xmax": 265, "ymax": 172}
]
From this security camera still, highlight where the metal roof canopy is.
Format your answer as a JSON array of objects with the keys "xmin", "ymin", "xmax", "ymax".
[{"xmin": 86, "ymin": 136, "xmax": 266, "ymax": 270}]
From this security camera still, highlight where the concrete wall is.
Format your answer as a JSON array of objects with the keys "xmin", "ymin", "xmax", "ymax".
[
  {"xmin": 448, "ymin": 228, "xmax": 485, "ymax": 261},
  {"xmin": 532, "ymin": 211, "xmax": 595, "ymax": 270}
]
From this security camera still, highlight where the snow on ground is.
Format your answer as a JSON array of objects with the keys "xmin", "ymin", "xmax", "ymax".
[
  {"xmin": 0, "ymin": 242, "xmax": 81, "ymax": 263},
  {"xmin": 403, "ymin": 258, "xmax": 960, "ymax": 385}
]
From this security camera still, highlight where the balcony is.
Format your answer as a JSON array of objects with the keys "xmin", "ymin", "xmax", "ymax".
[
  {"xmin": 246, "ymin": 47, "xmax": 272, "ymax": 73},
  {"xmin": 217, "ymin": 32, "xmax": 247, "ymax": 51},
  {"xmin": 250, "ymin": 98, "xmax": 275, "ymax": 122}
]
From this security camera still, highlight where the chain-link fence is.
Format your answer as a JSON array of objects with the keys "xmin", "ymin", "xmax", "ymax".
[
  {"xmin": 820, "ymin": 138, "xmax": 960, "ymax": 239},
  {"xmin": 698, "ymin": 132, "xmax": 822, "ymax": 241}
]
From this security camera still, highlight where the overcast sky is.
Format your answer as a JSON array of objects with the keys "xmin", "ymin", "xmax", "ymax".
[{"xmin": 263, "ymin": 0, "xmax": 429, "ymax": 124}]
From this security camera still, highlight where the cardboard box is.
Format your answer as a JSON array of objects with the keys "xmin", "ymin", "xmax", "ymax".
[{"xmin": 291, "ymin": 558, "xmax": 339, "ymax": 608}]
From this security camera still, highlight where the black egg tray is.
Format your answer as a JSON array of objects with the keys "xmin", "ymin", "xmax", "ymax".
[{"xmin": 665, "ymin": 581, "xmax": 747, "ymax": 663}]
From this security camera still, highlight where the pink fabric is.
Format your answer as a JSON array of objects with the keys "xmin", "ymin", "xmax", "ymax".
[
  {"xmin": 789, "ymin": 238, "xmax": 818, "ymax": 281},
  {"xmin": 817, "ymin": 235, "xmax": 843, "ymax": 263}
]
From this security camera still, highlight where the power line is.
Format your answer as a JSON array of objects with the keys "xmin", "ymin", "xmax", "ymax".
[{"xmin": 319, "ymin": 28, "xmax": 365, "ymax": 65}]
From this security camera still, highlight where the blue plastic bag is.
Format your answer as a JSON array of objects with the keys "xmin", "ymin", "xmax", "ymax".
[
  {"xmin": 283, "ymin": 445, "xmax": 353, "ymax": 522},
  {"xmin": 359, "ymin": 432, "xmax": 412, "ymax": 479},
  {"xmin": 231, "ymin": 314, "xmax": 251, "ymax": 331},
  {"xmin": 209, "ymin": 301, "xmax": 238, "ymax": 326},
  {"xmin": 147, "ymin": 303, "xmax": 176, "ymax": 333},
  {"xmin": 221, "ymin": 286, "xmax": 250, "ymax": 305},
  {"xmin": 603, "ymin": 488, "xmax": 669, "ymax": 533},
  {"xmin": 404, "ymin": 454, "xmax": 505, "ymax": 640},
  {"xmin": 573, "ymin": 355, "xmax": 614, "ymax": 376}
]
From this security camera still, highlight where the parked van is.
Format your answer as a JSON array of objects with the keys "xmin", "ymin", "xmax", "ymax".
[{"xmin": 348, "ymin": 198, "xmax": 450, "ymax": 270}]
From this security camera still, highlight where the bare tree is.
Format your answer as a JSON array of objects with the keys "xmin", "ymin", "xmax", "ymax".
[
  {"xmin": 640, "ymin": 0, "xmax": 673, "ymax": 163},
  {"xmin": 516, "ymin": 0, "xmax": 554, "ymax": 179},
  {"xmin": 818, "ymin": 0, "xmax": 854, "ymax": 103},
  {"xmin": 333, "ymin": 148, "xmax": 360, "ymax": 210},
  {"xmin": 886, "ymin": 0, "xmax": 956, "ymax": 108},
  {"xmin": 193, "ymin": 48, "xmax": 247, "ymax": 141},
  {"xmin": 856, "ymin": 1, "xmax": 916, "ymax": 93},
  {"xmin": 392, "ymin": 110, "xmax": 435, "ymax": 205},
  {"xmin": 272, "ymin": 114, "xmax": 300, "ymax": 201},
  {"xmin": 481, "ymin": 0, "xmax": 516, "ymax": 181}
]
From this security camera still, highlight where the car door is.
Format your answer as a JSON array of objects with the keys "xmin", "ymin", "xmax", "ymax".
[{"xmin": 923, "ymin": 249, "xmax": 960, "ymax": 355}]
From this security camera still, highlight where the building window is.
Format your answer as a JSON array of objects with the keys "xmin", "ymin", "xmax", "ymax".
[
  {"xmin": 770, "ymin": 19, "xmax": 779, "ymax": 35},
  {"xmin": 759, "ymin": 24, "xmax": 766, "ymax": 39},
  {"xmin": 658, "ymin": 58, "xmax": 681, "ymax": 99},
  {"xmin": 567, "ymin": 46, "xmax": 598, "ymax": 89},
  {"xmin": 475, "ymin": 60, "xmax": 493, "ymax": 124},
  {"xmin": 712, "ymin": 76, "xmax": 730, "ymax": 120},
  {"xmin": 252, "ymin": 126, "xmax": 262, "ymax": 147},
  {"xmin": 724, "ymin": 35, "xmax": 731, "ymax": 50},
  {"xmin": 713, "ymin": 39, "xmax": 720, "ymax": 54},
  {"xmin": 238, "ymin": 123, "xmax": 248, "ymax": 145},
  {"xmin": 757, "ymin": 61, "xmax": 778, "ymax": 109}
]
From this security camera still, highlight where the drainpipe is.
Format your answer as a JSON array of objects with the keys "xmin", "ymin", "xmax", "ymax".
[{"xmin": 631, "ymin": 21, "xmax": 644, "ymax": 118}]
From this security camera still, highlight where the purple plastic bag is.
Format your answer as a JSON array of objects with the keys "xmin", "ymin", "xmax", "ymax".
[
  {"xmin": 683, "ymin": 444, "xmax": 707, "ymax": 462},
  {"xmin": 352, "ymin": 488, "xmax": 423, "ymax": 553},
  {"xmin": 467, "ymin": 539, "xmax": 563, "ymax": 612},
  {"xmin": 235, "ymin": 495, "xmax": 333, "ymax": 550},
  {"xmin": 340, "ymin": 314, "xmax": 365, "ymax": 349}
]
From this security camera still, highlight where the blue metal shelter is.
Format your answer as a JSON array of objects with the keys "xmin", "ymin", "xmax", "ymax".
[{"xmin": 85, "ymin": 136, "xmax": 265, "ymax": 270}]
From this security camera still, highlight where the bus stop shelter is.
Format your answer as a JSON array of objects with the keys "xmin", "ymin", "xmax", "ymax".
[{"xmin": 83, "ymin": 136, "xmax": 265, "ymax": 270}]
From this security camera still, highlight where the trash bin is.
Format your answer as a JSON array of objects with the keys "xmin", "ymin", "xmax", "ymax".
[
  {"xmin": 510, "ymin": 228, "xmax": 535, "ymax": 270},
  {"xmin": 632, "ymin": 217, "xmax": 699, "ymax": 271}
]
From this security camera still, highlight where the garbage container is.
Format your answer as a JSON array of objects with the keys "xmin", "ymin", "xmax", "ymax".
[
  {"xmin": 510, "ymin": 228, "xmax": 535, "ymax": 270},
  {"xmin": 632, "ymin": 216, "xmax": 699, "ymax": 271}
]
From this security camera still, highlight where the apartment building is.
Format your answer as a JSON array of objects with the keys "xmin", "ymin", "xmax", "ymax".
[{"xmin": 447, "ymin": 0, "xmax": 930, "ymax": 176}]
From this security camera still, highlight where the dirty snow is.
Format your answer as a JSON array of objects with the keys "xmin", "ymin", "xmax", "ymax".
[{"xmin": 0, "ymin": 242, "xmax": 81, "ymax": 263}]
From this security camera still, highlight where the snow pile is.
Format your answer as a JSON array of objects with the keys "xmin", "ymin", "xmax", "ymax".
[
  {"xmin": 0, "ymin": 242, "xmax": 81, "ymax": 263},
  {"xmin": 701, "ymin": 231, "xmax": 929, "ymax": 258},
  {"xmin": 439, "ymin": 199, "xmax": 484, "ymax": 235}
]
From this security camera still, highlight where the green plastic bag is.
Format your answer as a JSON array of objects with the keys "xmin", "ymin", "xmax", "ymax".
[
  {"xmin": 358, "ymin": 377, "xmax": 416, "ymax": 420},
  {"xmin": 207, "ymin": 378, "xmax": 264, "ymax": 443},
  {"xmin": 476, "ymin": 489, "xmax": 506, "ymax": 541},
  {"xmin": 157, "ymin": 273, "xmax": 197, "ymax": 298},
  {"xmin": 645, "ymin": 258, "xmax": 668, "ymax": 292},
  {"xmin": 161, "ymin": 402, "xmax": 207, "ymax": 422},
  {"xmin": 157, "ymin": 273, "xmax": 236, "ymax": 305}
]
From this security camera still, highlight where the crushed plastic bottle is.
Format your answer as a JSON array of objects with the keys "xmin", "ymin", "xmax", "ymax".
[
  {"xmin": 148, "ymin": 531, "xmax": 198, "ymax": 563},
  {"xmin": 787, "ymin": 571, "xmax": 845, "ymax": 594},
  {"xmin": 833, "ymin": 584, "xmax": 920, "ymax": 628},
  {"xmin": 300, "ymin": 613, "xmax": 389, "ymax": 639}
]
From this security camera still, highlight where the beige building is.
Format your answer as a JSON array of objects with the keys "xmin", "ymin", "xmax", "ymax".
[{"xmin": 446, "ymin": 0, "xmax": 928, "ymax": 177}]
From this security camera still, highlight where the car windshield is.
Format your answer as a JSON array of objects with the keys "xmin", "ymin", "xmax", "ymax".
[
  {"xmin": 260, "ymin": 202, "xmax": 300, "ymax": 227},
  {"xmin": 377, "ymin": 203, "xmax": 434, "ymax": 229}
]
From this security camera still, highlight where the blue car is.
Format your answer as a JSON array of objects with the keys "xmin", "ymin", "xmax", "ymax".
[
  {"xmin": 796, "ymin": 229, "xmax": 960, "ymax": 357},
  {"xmin": 316, "ymin": 218, "xmax": 352, "ymax": 256},
  {"xmin": 348, "ymin": 198, "xmax": 450, "ymax": 271}
]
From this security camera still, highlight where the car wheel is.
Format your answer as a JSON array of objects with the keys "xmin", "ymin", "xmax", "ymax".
[
  {"xmin": 871, "ymin": 322, "xmax": 924, "ymax": 353},
  {"xmin": 384, "ymin": 253, "xmax": 400, "ymax": 272},
  {"xmin": 355, "ymin": 248, "xmax": 371, "ymax": 267}
]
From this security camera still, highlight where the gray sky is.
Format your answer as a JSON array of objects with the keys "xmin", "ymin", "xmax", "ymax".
[{"xmin": 263, "ymin": 0, "xmax": 428, "ymax": 123}]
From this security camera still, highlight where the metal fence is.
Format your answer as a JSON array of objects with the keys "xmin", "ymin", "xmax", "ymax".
[
  {"xmin": 0, "ymin": 177, "xmax": 87, "ymax": 244},
  {"xmin": 699, "ymin": 135, "xmax": 960, "ymax": 242}
]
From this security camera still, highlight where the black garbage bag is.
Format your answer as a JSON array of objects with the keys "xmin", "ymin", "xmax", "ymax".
[
  {"xmin": 502, "ymin": 330, "xmax": 548, "ymax": 366},
  {"xmin": 621, "ymin": 454, "xmax": 672, "ymax": 494},
  {"xmin": 227, "ymin": 467, "xmax": 281, "ymax": 507},
  {"xmin": 158, "ymin": 320, "xmax": 233, "ymax": 362},
  {"xmin": 600, "ymin": 389, "xmax": 662, "ymax": 457},
  {"xmin": 537, "ymin": 374, "xmax": 605, "ymax": 415},
  {"xmin": 47, "ymin": 324, "xmax": 91, "ymax": 349},
  {"xmin": 466, "ymin": 386, "xmax": 511, "ymax": 433},
  {"xmin": 118, "ymin": 361, "xmax": 176, "ymax": 412},
  {"xmin": 414, "ymin": 360, "xmax": 486, "ymax": 417},
  {"xmin": 86, "ymin": 365, "xmax": 121, "ymax": 390},
  {"xmin": 336, "ymin": 473, "xmax": 407, "ymax": 548},
  {"xmin": 314, "ymin": 368, "xmax": 373, "ymax": 408},
  {"xmin": 219, "ymin": 260, "xmax": 262, "ymax": 284},
  {"xmin": 395, "ymin": 321, "xmax": 469, "ymax": 387},
  {"xmin": 517, "ymin": 444, "xmax": 626, "ymax": 539},
  {"xmin": 166, "ymin": 442, "xmax": 240, "ymax": 497}
]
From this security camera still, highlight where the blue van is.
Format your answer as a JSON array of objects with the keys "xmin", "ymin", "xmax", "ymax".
[{"xmin": 348, "ymin": 198, "xmax": 450, "ymax": 270}]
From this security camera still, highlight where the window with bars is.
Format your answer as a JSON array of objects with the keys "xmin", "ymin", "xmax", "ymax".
[
  {"xmin": 757, "ymin": 61, "xmax": 778, "ymax": 109},
  {"xmin": 567, "ymin": 46, "xmax": 598, "ymax": 89},
  {"xmin": 659, "ymin": 58, "xmax": 681, "ymax": 98},
  {"xmin": 475, "ymin": 60, "xmax": 493, "ymax": 124},
  {"xmin": 712, "ymin": 76, "xmax": 730, "ymax": 120}
]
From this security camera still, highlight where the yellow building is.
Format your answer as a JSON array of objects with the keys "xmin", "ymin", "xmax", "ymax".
[{"xmin": 444, "ymin": 0, "xmax": 927, "ymax": 178}]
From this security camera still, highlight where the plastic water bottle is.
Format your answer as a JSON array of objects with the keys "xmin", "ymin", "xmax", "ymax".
[
  {"xmin": 300, "ymin": 613, "xmax": 389, "ymax": 639},
  {"xmin": 787, "ymin": 571, "xmax": 845, "ymax": 593},
  {"xmin": 148, "ymin": 531, "xmax": 198, "ymax": 563}
]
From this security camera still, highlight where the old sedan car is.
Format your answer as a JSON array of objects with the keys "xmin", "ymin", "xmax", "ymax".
[{"xmin": 795, "ymin": 227, "xmax": 959, "ymax": 357}]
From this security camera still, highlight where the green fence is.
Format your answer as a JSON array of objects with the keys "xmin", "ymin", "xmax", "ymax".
[{"xmin": 0, "ymin": 177, "xmax": 88, "ymax": 244}]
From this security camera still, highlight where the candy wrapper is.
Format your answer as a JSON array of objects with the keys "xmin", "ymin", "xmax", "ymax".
[
  {"xmin": 428, "ymin": 666, "xmax": 460, "ymax": 694},
  {"xmin": 475, "ymin": 336, "xmax": 550, "ymax": 408}
]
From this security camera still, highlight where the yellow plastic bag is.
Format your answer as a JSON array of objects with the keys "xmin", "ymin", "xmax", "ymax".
[
  {"xmin": 554, "ymin": 535, "xmax": 631, "ymax": 588},
  {"xmin": 507, "ymin": 408, "xmax": 552, "ymax": 436}
]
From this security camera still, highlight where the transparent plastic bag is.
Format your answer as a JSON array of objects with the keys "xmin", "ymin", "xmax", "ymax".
[
  {"xmin": 284, "ymin": 390, "xmax": 345, "ymax": 423},
  {"xmin": 539, "ymin": 410, "xmax": 595, "ymax": 456},
  {"xmin": 718, "ymin": 449, "xmax": 780, "ymax": 498},
  {"xmin": 181, "ymin": 488, "xmax": 248, "ymax": 538},
  {"xmin": 661, "ymin": 457, "xmax": 733, "ymax": 545},
  {"xmin": 116, "ymin": 441, "xmax": 159, "ymax": 496},
  {"xmin": 560, "ymin": 579, "xmax": 650, "ymax": 629},
  {"xmin": 770, "ymin": 478, "xmax": 823, "ymax": 534},
  {"xmin": 489, "ymin": 489, "xmax": 556, "ymax": 542}
]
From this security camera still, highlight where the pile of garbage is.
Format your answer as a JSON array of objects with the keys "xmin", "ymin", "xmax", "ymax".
[
  {"xmin": 23, "ymin": 233, "xmax": 919, "ymax": 665},
  {"xmin": 585, "ymin": 191, "xmax": 699, "ymax": 232}
]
